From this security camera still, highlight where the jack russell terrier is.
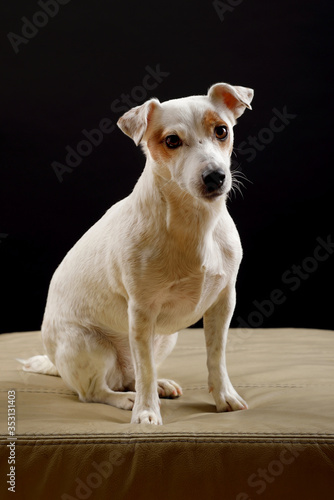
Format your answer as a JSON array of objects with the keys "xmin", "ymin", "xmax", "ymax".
[{"xmin": 20, "ymin": 82, "xmax": 254, "ymax": 424}]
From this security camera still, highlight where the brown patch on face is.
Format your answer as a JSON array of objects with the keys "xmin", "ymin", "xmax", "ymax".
[
  {"xmin": 202, "ymin": 109, "xmax": 231, "ymax": 150},
  {"xmin": 202, "ymin": 109, "xmax": 224, "ymax": 134},
  {"xmin": 147, "ymin": 128, "xmax": 173, "ymax": 163}
]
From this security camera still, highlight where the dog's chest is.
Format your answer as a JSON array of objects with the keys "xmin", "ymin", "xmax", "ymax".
[
  {"xmin": 155, "ymin": 247, "xmax": 229, "ymax": 332},
  {"xmin": 169, "ymin": 267, "xmax": 224, "ymax": 309}
]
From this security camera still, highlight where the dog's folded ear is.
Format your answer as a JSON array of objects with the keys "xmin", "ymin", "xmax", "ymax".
[
  {"xmin": 117, "ymin": 98, "xmax": 160, "ymax": 146},
  {"xmin": 208, "ymin": 83, "xmax": 254, "ymax": 120}
]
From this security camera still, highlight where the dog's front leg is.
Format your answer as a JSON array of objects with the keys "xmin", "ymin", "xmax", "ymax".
[
  {"xmin": 204, "ymin": 285, "xmax": 248, "ymax": 412},
  {"xmin": 128, "ymin": 303, "xmax": 162, "ymax": 425}
]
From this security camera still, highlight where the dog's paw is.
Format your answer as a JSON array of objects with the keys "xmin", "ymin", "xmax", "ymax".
[
  {"xmin": 211, "ymin": 386, "xmax": 248, "ymax": 412},
  {"xmin": 114, "ymin": 392, "xmax": 136, "ymax": 411},
  {"xmin": 131, "ymin": 409, "xmax": 162, "ymax": 425},
  {"xmin": 157, "ymin": 378, "xmax": 183, "ymax": 398}
]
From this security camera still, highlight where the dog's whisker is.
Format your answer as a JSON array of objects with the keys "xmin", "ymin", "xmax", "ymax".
[{"xmin": 228, "ymin": 165, "xmax": 252, "ymax": 200}]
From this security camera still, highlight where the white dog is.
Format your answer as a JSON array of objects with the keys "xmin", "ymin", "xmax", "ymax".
[{"xmin": 20, "ymin": 82, "xmax": 254, "ymax": 424}]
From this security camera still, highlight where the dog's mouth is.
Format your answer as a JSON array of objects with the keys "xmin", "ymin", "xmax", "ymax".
[{"xmin": 202, "ymin": 189, "xmax": 225, "ymax": 201}]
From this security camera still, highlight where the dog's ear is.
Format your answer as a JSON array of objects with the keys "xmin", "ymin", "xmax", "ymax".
[
  {"xmin": 208, "ymin": 83, "xmax": 254, "ymax": 120},
  {"xmin": 117, "ymin": 98, "xmax": 160, "ymax": 146}
]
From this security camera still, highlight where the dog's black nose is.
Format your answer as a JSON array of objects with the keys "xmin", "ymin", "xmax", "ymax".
[{"xmin": 202, "ymin": 169, "xmax": 225, "ymax": 193}]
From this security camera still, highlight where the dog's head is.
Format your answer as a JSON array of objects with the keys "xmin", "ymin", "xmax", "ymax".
[{"xmin": 117, "ymin": 83, "xmax": 254, "ymax": 201}]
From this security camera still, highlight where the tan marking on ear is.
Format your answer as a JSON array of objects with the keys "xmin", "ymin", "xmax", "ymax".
[
  {"xmin": 208, "ymin": 83, "xmax": 253, "ymax": 121},
  {"xmin": 224, "ymin": 92, "xmax": 241, "ymax": 112}
]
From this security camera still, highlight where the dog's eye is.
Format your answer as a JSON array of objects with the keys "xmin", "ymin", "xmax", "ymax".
[
  {"xmin": 215, "ymin": 125, "xmax": 228, "ymax": 141},
  {"xmin": 165, "ymin": 135, "xmax": 182, "ymax": 149}
]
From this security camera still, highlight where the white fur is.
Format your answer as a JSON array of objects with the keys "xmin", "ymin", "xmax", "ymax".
[
  {"xmin": 21, "ymin": 82, "xmax": 254, "ymax": 424},
  {"xmin": 17, "ymin": 355, "xmax": 59, "ymax": 376}
]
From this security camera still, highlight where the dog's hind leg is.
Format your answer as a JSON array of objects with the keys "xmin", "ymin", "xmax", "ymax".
[
  {"xmin": 17, "ymin": 355, "xmax": 59, "ymax": 376},
  {"xmin": 51, "ymin": 327, "xmax": 136, "ymax": 411}
]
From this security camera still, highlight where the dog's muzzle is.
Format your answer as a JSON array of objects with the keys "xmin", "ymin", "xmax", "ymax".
[{"xmin": 201, "ymin": 168, "xmax": 226, "ymax": 197}]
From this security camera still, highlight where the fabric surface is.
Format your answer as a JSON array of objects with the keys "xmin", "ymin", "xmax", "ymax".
[{"xmin": 0, "ymin": 328, "xmax": 333, "ymax": 500}]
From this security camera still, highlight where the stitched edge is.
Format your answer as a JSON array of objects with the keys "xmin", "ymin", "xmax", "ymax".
[
  {"xmin": 1, "ymin": 383, "xmax": 334, "ymax": 395},
  {"xmin": 1, "ymin": 431, "xmax": 334, "ymax": 439},
  {"xmin": 1, "ymin": 438, "xmax": 333, "ymax": 446}
]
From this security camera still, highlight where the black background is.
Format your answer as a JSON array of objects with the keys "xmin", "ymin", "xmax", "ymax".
[{"xmin": 1, "ymin": 0, "xmax": 333, "ymax": 334}]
